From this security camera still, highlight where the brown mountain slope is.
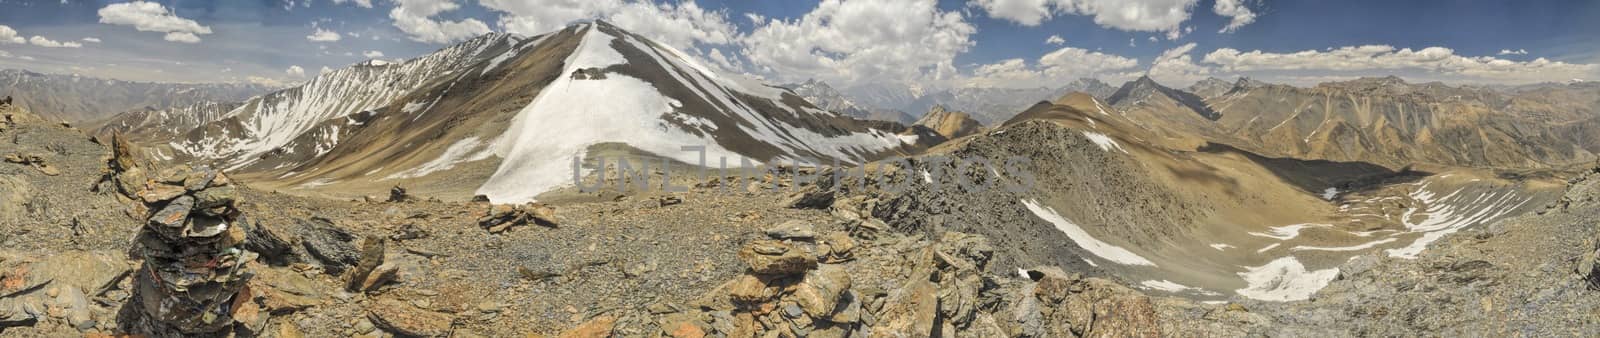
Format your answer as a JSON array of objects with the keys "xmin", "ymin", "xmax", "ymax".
[{"xmin": 911, "ymin": 105, "xmax": 983, "ymax": 140}]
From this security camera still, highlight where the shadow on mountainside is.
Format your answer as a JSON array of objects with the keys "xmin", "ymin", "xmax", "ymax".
[{"xmin": 1196, "ymin": 142, "xmax": 1431, "ymax": 196}]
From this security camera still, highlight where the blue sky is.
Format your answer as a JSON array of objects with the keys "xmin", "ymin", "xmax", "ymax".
[{"xmin": 0, "ymin": 0, "xmax": 1596, "ymax": 88}]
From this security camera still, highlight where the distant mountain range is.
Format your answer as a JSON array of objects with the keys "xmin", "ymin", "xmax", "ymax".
[
  {"xmin": 1101, "ymin": 74, "xmax": 1600, "ymax": 168},
  {"xmin": 783, "ymin": 79, "xmax": 917, "ymax": 124},
  {"xmin": 796, "ymin": 77, "xmax": 1118, "ymax": 125},
  {"xmin": 98, "ymin": 21, "xmax": 936, "ymax": 203},
  {"xmin": 0, "ymin": 69, "xmax": 275, "ymax": 122}
]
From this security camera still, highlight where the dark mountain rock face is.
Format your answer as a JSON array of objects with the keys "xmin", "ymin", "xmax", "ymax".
[{"xmin": 1107, "ymin": 75, "xmax": 1221, "ymax": 121}]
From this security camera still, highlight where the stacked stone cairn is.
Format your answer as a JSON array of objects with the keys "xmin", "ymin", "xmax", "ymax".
[{"xmin": 107, "ymin": 133, "xmax": 258, "ymax": 335}]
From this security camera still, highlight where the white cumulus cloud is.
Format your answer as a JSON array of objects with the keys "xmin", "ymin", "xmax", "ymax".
[
  {"xmin": 480, "ymin": 0, "xmax": 738, "ymax": 52},
  {"xmin": 29, "ymin": 36, "xmax": 83, "ymax": 48},
  {"xmin": 1045, "ymin": 35, "xmax": 1065, "ymax": 45},
  {"xmin": 286, "ymin": 65, "xmax": 305, "ymax": 77},
  {"xmin": 246, "ymin": 76, "xmax": 287, "ymax": 87},
  {"xmin": 363, "ymin": 50, "xmax": 385, "ymax": 59},
  {"xmin": 82, "ymin": 37, "xmax": 101, "ymax": 43},
  {"xmin": 1213, "ymin": 0, "xmax": 1258, "ymax": 33},
  {"xmin": 1147, "ymin": 42, "xmax": 1212, "ymax": 84},
  {"xmin": 97, "ymin": 1, "xmax": 213, "ymax": 43},
  {"xmin": 0, "ymin": 25, "xmax": 27, "ymax": 44},
  {"xmin": 1202, "ymin": 45, "xmax": 1600, "ymax": 84},
  {"xmin": 307, "ymin": 28, "xmax": 342, "ymax": 42},
  {"xmin": 742, "ymin": 0, "xmax": 976, "ymax": 87},
  {"xmin": 1498, "ymin": 49, "xmax": 1528, "ymax": 55},
  {"xmin": 333, "ymin": 0, "xmax": 373, "ymax": 8},
  {"xmin": 963, "ymin": 45, "xmax": 1141, "ymax": 88},
  {"xmin": 970, "ymin": 0, "xmax": 1198, "ymax": 37},
  {"xmin": 163, "ymin": 32, "xmax": 201, "ymax": 43},
  {"xmin": 389, "ymin": 0, "xmax": 492, "ymax": 44}
]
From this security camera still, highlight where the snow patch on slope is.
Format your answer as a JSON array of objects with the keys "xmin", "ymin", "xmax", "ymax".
[
  {"xmin": 1385, "ymin": 179, "xmax": 1532, "ymax": 258},
  {"xmin": 1290, "ymin": 238, "xmax": 1399, "ymax": 252},
  {"xmin": 1081, "ymin": 131, "xmax": 1128, "ymax": 153},
  {"xmin": 385, "ymin": 136, "xmax": 494, "ymax": 180},
  {"xmin": 1022, "ymin": 199, "xmax": 1157, "ymax": 266},
  {"xmin": 1248, "ymin": 223, "xmax": 1330, "ymax": 240},
  {"xmin": 476, "ymin": 26, "xmax": 747, "ymax": 203},
  {"xmin": 1140, "ymin": 280, "xmax": 1217, "ymax": 296},
  {"xmin": 1236, "ymin": 256, "xmax": 1339, "ymax": 302}
]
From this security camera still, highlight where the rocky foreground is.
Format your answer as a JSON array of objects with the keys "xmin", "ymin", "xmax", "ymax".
[{"xmin": 3, "ymin": 100, "xmax": 1600, "ymax": 336}]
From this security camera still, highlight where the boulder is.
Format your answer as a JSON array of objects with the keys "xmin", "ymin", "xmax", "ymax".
[
  {"xmin": 249, "ymin": 268, "xmax": 324, "ymax": 314},
  {"xmin": 528, "ymin": 203, "xmax": 558, "ymax": 226},
  {"xmin": 53, "ymin": 286, "xmax": 94, "ymax": 331},
  {"xmin": 558, "ymin": 315, "xmax": 617, "ymax": 338},
  {"xmin": 662, "ymin": 315, "xmax": 709, "ymax": 338},
  {"xmin": 817, "ymin": 231, "xmax": 856, "ymax": 263},
  {"xmin": 242, "ymin": 218, "xmax": 297, "ymax": 265},
  {"xmin": 791, "ymin": 265, "xmax": 851, "ymax": 318},
  {"xmin": 388, "ymin": 186, "xmax": 410, "ymax": 202},
  {"xmin": 874, "ymin": 276, "xmax": 938, "ymax": 337},
  {"xmin": 784, "ymin": 188, "xmax": 835, "ymax": 209},
  {"xmin": 346, "ymin": 235, "xmax": 387, "ymax": 292},
  {"xmin": 736, "ymin": 240, "xmax": 817, "ymax": 276},
  {"xmin": 478, "ymin": 203, "xmax": 558, "ymax": 233},
  {"xmin": 298, "ymin": 218, "xmax": 360, "ymax": 274},
  {"xmin": 114, "ymin": 166, "xmax": 146, "ymax": 197},
  {"xmin": 763, "ymin": 220, "xmax": 817, "ymax": 240},
  {"xmin": 937, "ymin": 274, "xmax": 981, "ymax": 326},
  {"xmin": 823, "ymin": 290, "xmax": 861, "ymax": 324},
  {"xmin": 359, "ymin": 263, "xmax": 400, "ymax": 292},
  {"xmin": 727, "ymin": 274, "xmax": 781, "ymax": 305}
]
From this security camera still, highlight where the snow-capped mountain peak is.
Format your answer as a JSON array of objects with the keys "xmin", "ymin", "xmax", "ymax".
[{"xmin": 120, "ymin": 21, "xmax": 927, "ymax": 203}]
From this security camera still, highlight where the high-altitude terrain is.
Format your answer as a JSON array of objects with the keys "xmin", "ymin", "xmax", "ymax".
[
  {"xmin": 97, "ymin": 21, "xmax": 938, "ymax": 204},
  {"xmin": 5, "ymin": 19, "xmax": 1600, "ymax": 338},
  {"xmin": 0, "ymin": 69, "xmax": 274, "ymax": 122}
]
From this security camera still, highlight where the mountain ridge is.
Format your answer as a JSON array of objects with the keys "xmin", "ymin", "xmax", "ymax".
[
  {"xmin": 103, "ymin": 21, "xmax": 934, "ymax": 203},
  {"xmin": 0, "ymin": 69, "xmax": 275, "ymax": 122}
]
